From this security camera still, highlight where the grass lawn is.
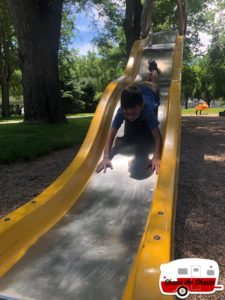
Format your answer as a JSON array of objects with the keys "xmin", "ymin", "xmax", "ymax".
[
  {"xmin": 0, "ymin": 117, "xmax": 92, "ymax": 163},
  {"xmin": 67, "ymin": 113, "xmax": 94, "ymax": 117},
  {"xmin": 182, "ymin": 108, "xmax": 225, "ymax": 115}
]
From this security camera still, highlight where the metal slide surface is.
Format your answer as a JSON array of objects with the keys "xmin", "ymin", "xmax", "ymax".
[{"xmin": 0, "ymin": 32, "xmax": 177, "ymax": 300}]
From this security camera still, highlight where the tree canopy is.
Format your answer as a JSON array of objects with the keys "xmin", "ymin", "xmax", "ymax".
[
  {"xmin": 1, "ymin": 0, "xmax": 225, "ymax": 119},
  {"xmin": 182, "ymin": 0, "xmax": 225, "ymax": 106}
]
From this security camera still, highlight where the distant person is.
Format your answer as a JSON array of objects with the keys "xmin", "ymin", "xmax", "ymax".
[{"xmin": 96, "ymin": 84, "xmax": 162, "ymax": 175}]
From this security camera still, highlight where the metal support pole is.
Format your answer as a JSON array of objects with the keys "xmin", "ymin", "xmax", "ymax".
[
  {"xmin": 176, "ymin": 0, "xmax": 186, "ymax": 35},
  {"xmin": 140, "ymin": 0, "xmax": 153, "ymax": 39}
]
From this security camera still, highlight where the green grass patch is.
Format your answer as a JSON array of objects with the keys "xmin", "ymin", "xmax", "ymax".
[
  {"xmin": 182, "ymin": 108, "xmax": 225, "ymax": 115},
  {"xmin": 0, "ymin": 117, "xmax": 92, "ymax": 163}
]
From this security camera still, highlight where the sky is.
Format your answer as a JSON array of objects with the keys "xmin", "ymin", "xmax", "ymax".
[
  {"xmin": 72, "ymin": 11, "xmax": 212, "ymax": 55},
  {"xmin": 199, "ymin": 32, "xmax": 211, "ymax": 52},
  {"xmin": 71, "ymin": 10, "xmax": 100, "ymax": 55},
  {"xmin": 71, "ymin": 0, "xmax": 124, "ymax": 55}
]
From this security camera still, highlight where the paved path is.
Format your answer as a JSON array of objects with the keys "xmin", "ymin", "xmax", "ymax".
[
  {"xmin": 175, "ymin": 116, "xmax": 225, "ymax": 300},
  {"xmin": 0, "ymin": 115, "xmax": 94, "ymax": 125}
]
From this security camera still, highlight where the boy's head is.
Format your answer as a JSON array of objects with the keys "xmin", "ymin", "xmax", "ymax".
[{"xmin": 121, "ymin": 85, "xmax": 143, "ymax": 122}]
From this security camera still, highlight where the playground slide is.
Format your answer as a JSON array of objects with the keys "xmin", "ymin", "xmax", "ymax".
[{"xmin": 0, "ymin": 31, "xmax": 183, "ymax": 300}]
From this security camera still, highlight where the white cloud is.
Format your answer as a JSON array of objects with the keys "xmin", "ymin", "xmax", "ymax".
[
  {"xmin": 76, "ymin": 24, "xmax": 90, "ymax": 33},
  {"xmin": 199, "ymin": 32, "xmax": 211, "ymax": 52}
]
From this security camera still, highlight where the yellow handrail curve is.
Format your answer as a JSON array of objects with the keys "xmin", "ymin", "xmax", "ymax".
[{"xmin": 122, "ymin": 35, "xmax": 184, "ymax": 300}]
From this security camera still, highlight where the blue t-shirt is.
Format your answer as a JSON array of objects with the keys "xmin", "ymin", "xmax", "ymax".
[{"xmin": 112, "ymin": 84, "xmax": 159, "ymax": 130}]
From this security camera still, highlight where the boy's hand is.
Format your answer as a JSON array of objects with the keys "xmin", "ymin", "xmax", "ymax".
[
  {"xmin": 96, "ymin": 159, "xmax": 113, "ymax": 174},
  {"xmin": 146, "ymin": 158, "xmax": 160, "ymax": 175},
  {"xmin": 152, "ymin": 157, "xmax": 160, "ymax": 175}
]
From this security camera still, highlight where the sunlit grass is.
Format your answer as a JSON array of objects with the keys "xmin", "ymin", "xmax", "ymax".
[
  {"xmin": 0, "ymin": 113, "xmax": 94, "ymax": 123},
  {"xmin": 182, "ymin": 108, "xmax": 225, "ymax": 115},
  {"xmin": 0, "ymin": 117, "xmax": 92, "ymax": 163}
]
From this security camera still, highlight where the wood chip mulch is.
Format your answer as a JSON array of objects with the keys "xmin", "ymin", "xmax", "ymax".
[
  {"xmin": 0, "ymin": 147, "xmax": 78, "ymax": 218},
  {"xmin": 175, "ymin": 116, "xmax": 225, "ymax": 300}
]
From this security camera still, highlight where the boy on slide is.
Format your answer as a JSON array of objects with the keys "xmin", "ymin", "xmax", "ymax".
[{"xmin": 96, "ymin": 83, "xmax": 162, "ymax": 174}]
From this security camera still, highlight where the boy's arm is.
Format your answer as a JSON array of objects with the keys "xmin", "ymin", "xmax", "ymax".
[
  {"xmin": 96, "ymin": 127, "xmax": 118, "ymax": 173},
  {"xmin": 150, "ymin": 127, "xmax": 162, "ymax": 175}
]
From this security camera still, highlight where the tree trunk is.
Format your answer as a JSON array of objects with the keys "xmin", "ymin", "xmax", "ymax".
[
  {"xmin": 0, "ymin": 35, "xmax": 10, "ymax": 117},
  {"xmin": 141, "ymin": 0, "xmax": 153, "ymax": 38},
  {"xmin": 1, "ymin": 78, "xmax": 10, "ymax": 117},
  {"xmin": 124, "ymin": 0, "xmax": 143, "ymax": 58},
  {"xmin": 5, "ymin": 0, "xmax": 67, "ymax": 124}
]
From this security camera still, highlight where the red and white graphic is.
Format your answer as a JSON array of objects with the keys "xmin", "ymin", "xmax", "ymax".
[{"xmin": 159, "ymin": 258, "xmax": 224, "ymax": 299}]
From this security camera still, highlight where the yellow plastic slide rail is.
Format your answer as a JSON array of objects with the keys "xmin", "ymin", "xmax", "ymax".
[
  {"xmin": 123, "ymin": 35, "xmax": 184, "ymax": 300},
  {"xmin": 0, "ymin": 36, "xmax": 151, "ymax": 278}
]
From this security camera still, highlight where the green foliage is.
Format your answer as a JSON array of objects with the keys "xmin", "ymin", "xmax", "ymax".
[
  {"xmin": 5, "ymin": 0, "xmax": 223, "ymax": 117},
  {"xmin": 186, "ymin": 0, "xmax": 207, "ymax": 14},
  {"xmin": 62, "ymin": 75, "xmax": 97, "ymax": 113},
  {"xmin": 0, "ymin": 0, "xmax": 19, "ymax": 106},
  {"xmin": 95, "ymin": 30, "xmax": 126, "ymax": 86},
  {"xmin": 197, "ymin": 56, "xmax": 214, "ymax": 102},
  {"xmin": 10, "ymin": 69, "xmax": 22, "ymax": 100},
  {"xmin": 182, "ymin": 56, "xmax": 216, "ymax": 105},
  {"xmin": 58, "ymin": 3, "xmax": 77, "ymax": 94},
  {"xmin": 182, "ymin": 65, "xmax": 198, "ymax": 101},
  {"xmin": 91, "ymin": 0, "xmax": 124, "ymax": 39},
  {"xmin": 204, "ymin": 0, "xmax": 225, "ymax": 98},
  {"xmin": 59, "ymin": 0, "xmax": 129, "ymax": 112},
  {"xmin": 152, "ymin": 0, "xmax": 176, "ymax": 32},
  {"xmin": 60, "ymin": 51, "xmax": 98, "ymax": 113},
  {"xmin": 182, "ymin": 0, "xmax": 225, "ymax": 106},
  {"xmin": 206, "ymin": 33, "xmax": 225, "ymax": 98},
  {"xmin": 60, "ymin": 46, "xmax": 125, "ymax": 114},
  {"xmin": 59, "ymin": 4, "xmax": 76, "ymax": 58},
  {"xmin": 0, "ymin": 116, "xmax": 92, "ymax": 163}
]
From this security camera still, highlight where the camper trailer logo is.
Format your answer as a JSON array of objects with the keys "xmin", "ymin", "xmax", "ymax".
[{"xmin": 159, "ymin": 258, "xmax": 224, "ymax": 299}]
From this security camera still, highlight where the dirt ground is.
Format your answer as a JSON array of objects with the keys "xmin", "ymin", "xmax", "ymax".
[
  {"xmin": 175, "ymin": 116, "xmax": 225, "ymax": 300},
  {"xmin": 0, "ymin": 146, "xmax": 78, "ymax": 218},
  {"xmin": 0, "ymin": 116, "xmax": 225, "ymax": 299}
]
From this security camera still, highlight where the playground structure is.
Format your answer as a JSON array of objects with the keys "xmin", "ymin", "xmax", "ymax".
[
  {"xmin": 195, "ymin": 101, "xmax": 209, "ymax": 115},
  {"xmin": 0, "ymin": 1, "xmax": 185, "ymax": 300}
]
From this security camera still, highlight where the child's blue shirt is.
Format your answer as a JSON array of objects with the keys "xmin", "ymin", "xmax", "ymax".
[{"xmin": 112, "ymin": 85, "xmax": 159, "ymax": 130}]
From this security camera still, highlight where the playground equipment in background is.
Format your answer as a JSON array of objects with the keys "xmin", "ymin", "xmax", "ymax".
[{"xmin": 195, "ymin": 101, "xmax": 209, "ymax": 115}]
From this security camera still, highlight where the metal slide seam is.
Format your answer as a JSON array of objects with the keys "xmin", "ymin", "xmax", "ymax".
[
  {"xmin": 122, "ymin": 35, "xmax": 184, "ymax": 300},
  {"xmin": 0, "ymin": 35, "xmax": 152, "ymax": 278}
]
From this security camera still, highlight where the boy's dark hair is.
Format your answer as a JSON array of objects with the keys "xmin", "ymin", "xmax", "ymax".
[
  {"xmin": 121, "ymin": 85, "xmax": 143, "ymax": 109},
  {"xmin": 148, "ymin": 60, "xmax": 158, "ymax": 72}
]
